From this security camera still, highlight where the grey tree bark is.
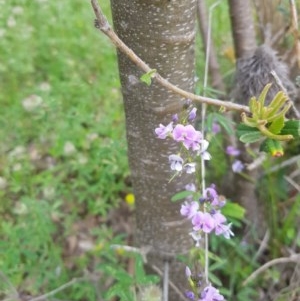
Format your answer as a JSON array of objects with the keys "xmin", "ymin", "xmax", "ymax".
[
  {"xmin": 228, "ymin": 0, "xmax": 256, "ymax": 58},
  {"xmin": 110, "ymin": 0, "xmax": 197, "ymax": 298}
]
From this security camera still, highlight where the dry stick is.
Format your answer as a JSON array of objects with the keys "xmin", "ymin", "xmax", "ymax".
[
  {"xmin": 90, "ymin": 0, "xmax": 250, "ymax": 114},
  {"xmin": 290, "ymin": 0, "xmax": 300, "ymax": 68},
  {"xmin": 243, "ymin": 254, "xmax": 300, "ymax": 285},
  {"xmin": 284, "ymin": 175, "xmax": 300, "ymax": 192}
]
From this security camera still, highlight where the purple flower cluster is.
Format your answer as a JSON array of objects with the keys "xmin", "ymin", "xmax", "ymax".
[
  {"xmin": 155, "ymin": 107, "xmax": 211, "ymax": 173},
  {"xmin": 225, "ymin": 145, "xmax": 245, "ymax": 173},
  {"xmin": 180, "ymin": 184, "xmax": 233, "ymax": 242}
]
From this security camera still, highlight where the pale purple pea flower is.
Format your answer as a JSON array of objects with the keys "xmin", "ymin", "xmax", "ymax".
[
  {"xmin": 169, "ymin": 154, "xmax": 183, "ymax": 171},
  {"xmin": 204, "ymin": 185, "xmax": 219, "ymax": 205},
  {"xmin": 198, "ymin": 140, "xmax": 211, "ymax": 160},
  {"xmin": 180, "ymin": 201, "xmax": 199, "ymax": 219},
  {"xmin": 185, "ymin": 291, "xmax": 195, "ymax": 300},
  {"xmin": 200, "ymin": 285, "xmax": 224, "ymax": 301},
  {"xmin": 188, "ymin": 107, "xmax": 197, "ymax": 121},
  {"xmin": 172, "ymin": 114, "xmax": 179, "ymax": 122},
  {"xmin": 192, "ymin": 212, "xmax": 215, "ymax": 233},
  {"xmin": 173, "ymin": 124, "xmax": 203, "ymax": 151},
  {"xmin": 189, "ymin": 231, "xmax": 202, "ymax": 247},
  {"xmin": 155, "ymin": 122, "xmax": 173, "ymax": 139},
  {"xmin": 226, "ymin": 145, "xmax": 241, "ymax": 156},
  {"xmin": 184, "ymin": 162, "xmax": 196, "ymax": 174},
  {"xmin": 185, "ymin": 266, "xmax": 192, "ymax": 278},
  {"xmin": 232, "ymin": 160, "xmax": 244, "ymax": 173},
  {"xmin": 212, "ymin": 212, "xmax": 234, "ymax": 239},
  {"xmin": 185, "ymin": 183, "xmax": 196, "ymax": 191},
  {"xmin": 218, "ymin": 223, "xmax": 234, "ymax": 239}
]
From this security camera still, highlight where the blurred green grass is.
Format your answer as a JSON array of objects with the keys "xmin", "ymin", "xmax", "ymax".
[{"xmin": 0, "ymin": 0, "xmax": 130, "ymax": 299}]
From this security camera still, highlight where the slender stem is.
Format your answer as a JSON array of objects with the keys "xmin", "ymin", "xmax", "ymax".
[
  {"xmin": 201, "ymin": 0, "xmax": 223, "ymax": 285},
  {"xmin": 91, "ymin": 0, "xmax": 250, "ymax": 114}
]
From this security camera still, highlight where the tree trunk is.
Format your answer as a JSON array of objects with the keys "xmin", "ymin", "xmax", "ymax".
[
  {"xmin": 228, "ymin": 0, "xmax": 256, "ymax": 58},
  {"xmin": 226, "ymin": 0, "xmax": 266, "ymax": 236},
  {"xmin": 110, "ymin": 0, "xmax": 197, "ymax": 298}
]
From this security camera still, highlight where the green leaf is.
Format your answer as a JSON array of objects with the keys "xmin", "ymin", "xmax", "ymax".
[
  {"xmin": 171, "ymin": 190, "xmax": 194, "ymax": 202},
  {"xmin": 280, "ymin": 120, "xmax": 300, "ymax": 138},
  {"xmin": 268, "ymin": 115, "xmax": 284, "ymax": 134},
  {"xmin": 237, "ymin": 123, "xmax": 263, "ymax": 143},
  {"xmin": 213, "ymin": 113, "xmax": 234, "ymax": 135},
  {"xmin": 237, "ymin": 123, "xmax": 260, "ymax": 136},
  {"xmin": 140, "ymin": 69, "xmax": 157, "ymax": 86},
  {"xmin": 239, "ymin": 131, "xmax": 263, "ymax": 143},
  {"xmin": 222, "ymin": 203, "xmax": 245, "ymax": 220}
]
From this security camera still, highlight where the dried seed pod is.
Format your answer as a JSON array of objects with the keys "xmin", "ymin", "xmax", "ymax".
[{"xmin": 232, "ymin": 45, "xmax": 297, "ymax": 106}]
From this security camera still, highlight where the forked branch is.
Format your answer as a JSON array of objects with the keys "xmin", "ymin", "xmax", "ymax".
[{"xmin": 90, "ymin": 0, "xmax": 250, "ymax": 114}]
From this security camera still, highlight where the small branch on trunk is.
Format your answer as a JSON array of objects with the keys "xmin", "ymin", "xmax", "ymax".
[{"xmin": 91, "ymin": 0, "xmax": 249, "ymax": 114}]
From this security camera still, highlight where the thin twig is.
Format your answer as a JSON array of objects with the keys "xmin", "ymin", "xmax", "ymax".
[
  {"xmin": 262, "ymin": 154, "xmax": 300, "ymax": 175},
  {"xmin": 90, "ymin": 0, "xmax": 250, "ymax": 114},
  {"xmin": 270, "ymin": 70, "xmax": 300, "ymax": 119},
  {"xmin": 243, "ymin": 254, "xmax": 300, "ymax": 285},
  {"xmin": 163, "ymin": 261, "xmax": 169, "ymax": 301},
  {"xmin": 253, "ymin": 229, "xmax": 270, "ymax": 261},
  {"xmin": 284, "ymin": 175, "xmax": 300, "ymax": 192},
  {"xmin": 151, "ymin": 264, "xmax": 187, "ymax": 301},
  {"xmin": 28, "ymin": 278, "xmax": 85, "ymax": 301}
]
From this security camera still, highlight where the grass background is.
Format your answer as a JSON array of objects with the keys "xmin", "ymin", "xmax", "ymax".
[{"xmin": 0, "ymin": 0, "xmax": 133, "ymax": 299}]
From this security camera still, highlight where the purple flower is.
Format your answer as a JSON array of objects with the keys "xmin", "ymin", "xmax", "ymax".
[
  {"xmin": 204, "ymin": 185, "xmax": 219, "ymax": 206},
  {"xmin": 180, "ymin": 201, "xmax": 199, "ymax": 219},
  {"xmin": 172, "ymin": 114, "xmax": 179, "ymax": 122},
  {"xmin": 212, "ymin": 212, "xmax": 234, "ymax": 239},
  {"xmin": 169, "ymin": 154, "xmax": 183, "ymax": 171},
  {"xmin": 212, "ymin": 122, "xmax": 221, "ymax": 134},
  {"xmin": 198, "ymin": 140, "xmax": 211, "ymax": 160},
  {"xmin": 184, "ymin": 162, "xmax": 196, "ymax": 174},
  {"xmin": 218, "ymin": 223, "xmax": 234, "ymax": 239},
  {"xmin": 155, "ymin": 122, "xmax": 173, "ymax": 139},
  {"xmin": 232, "ymin": 160, "xmax": 244, "ymax": 173},
  {"xmin": 192, "ymin": 212, "xmax": 214, "ymax": 233},
  {"xmin": 200, "ymin": 285, "xmax": 224, "ymax": 301},
  {"xmin": 185, "ymin": 291, "xmax": 195, "ymax": 300},
  {"xmin": 173, "ymin": 124, "xmax": 203, "ymax": 151},
  {"xmin": 226, "ymin": 145, "xmax": 240, "ymax": 157},
  {"xmin": 185, "ymin": 266, "xmax": 192, "ymax": 278},
  {"xmin": 185, "ymin": 183, "xmax": 196, "ymax": 191},
  {"xmin": 188, "ymin": 107, "xmax": 197, "ymax": 121}
]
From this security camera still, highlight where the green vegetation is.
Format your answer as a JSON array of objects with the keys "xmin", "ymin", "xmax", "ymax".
[
  {"xmin": 0, "ymin": 0, "xmax": 134, "ymax": 299},
  {"xmin": 0, "ymin": 1, "xmax": 299, "ymax": 301}
]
